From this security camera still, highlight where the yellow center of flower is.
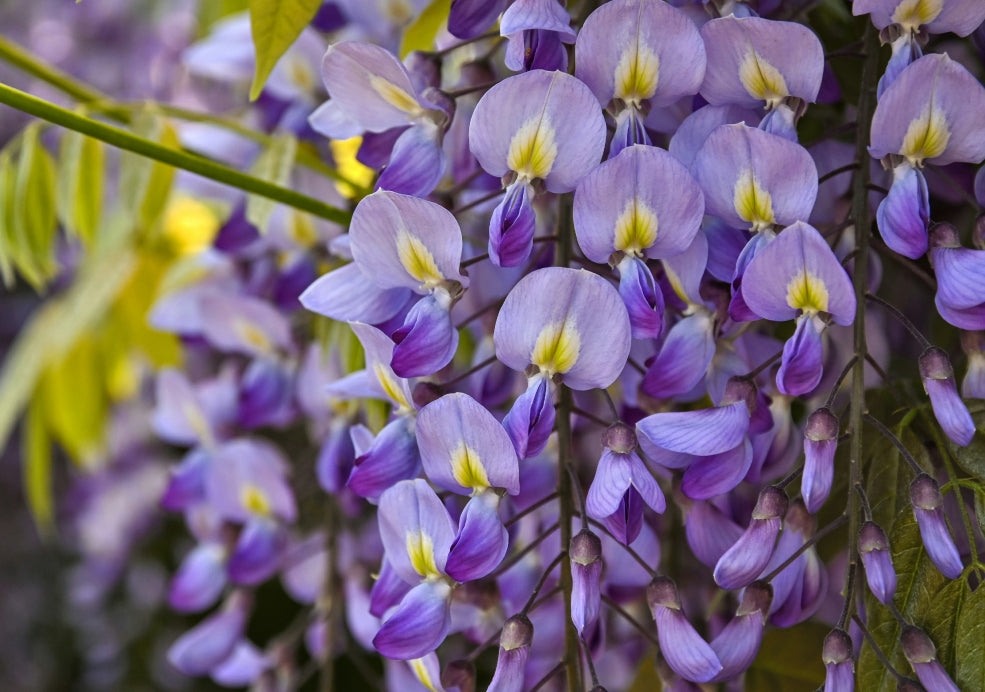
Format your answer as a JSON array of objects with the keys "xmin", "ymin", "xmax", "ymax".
[
  {"xmin": 786, "ymin": 271, "xmax": 829, "ymax": 315},
  {"xmin": 614, "ymin": 44, "xmax": 660, "ymax": 105},
  {"xmin": 614, "ymin": 197, "xmax": 658, "ymax": 255},
  {"xmin": 739, "ymin": 50, "xmax": 788, "ymax": 107},
  {"xmin": 900, "ymin": 101, "xmax": 950, "ymax": 165},
  {"xmin": 241, "ymin": 484, "xmax": 271, "ymax": 516},
  {"xmin": 163, "ymin": 196, "xmax": 220, "ymax": 255},
  {"xmin": 531, "ymin": 321, "xmax": 580, "ymax": 376},
  {"xmin": 234, "ymin": 319, "xmax": 274, "ymax": 354},
  {"xmin": 396, "ymin": 230, "xmax": 444, "ymax": 288},
  {"xmin": 450, "ymin": 441, "xmax": 490, "ymax": 491},
  {"xmin": 406, "ymin": 530, "xmax": 440, "ymax": 578},
  {"xmin": 734, "ymin": 169, "xmax": 775, "ymax": 231},
  {"xmin": 507, "ymin": 116, "xmax": 559, "ymax": 181},
  {"xmin": 370, "ymin": 75, "xmax": 422, "ymax": 117},
  {"xmin": 892, "ymin": 0, "xmax": 943, "ymax": 32},
  {"xmin": 374, "ymin": 363, "xmax": 411, "ymax": 410}
]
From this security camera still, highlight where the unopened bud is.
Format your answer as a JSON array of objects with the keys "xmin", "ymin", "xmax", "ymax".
[
  {"xmin": 737, "ymin": 580, "xmax": 773, "ymax": 617},
  {"xmin": 901, "ymin": 625, "xmax": 936, "ymax": 664},
  {"xmin": 928, "ymin": 222, "xmax": 961, "ymax": 249},
  {"xmin": 919, "ymin": 346, "xmax": 953, "ymax": 381},
  {"xmin": 412, "ymin": 381, "xmax": 444, "ymax": 408},
  {"xmin": 822, "ymin": 628, "xmax": 853, "ymax": 665},
  {"xmin": 752, "ymin": 485, "xmax": 789, "ymax": 521},
  {"xmin": 646, "ymin": 576, "xmax": 681, "ymax": 611},
  {"xmin": 602, "ymin": 422, "xmax": 636, "ymax": 454},
  {"xmin": 441, "ymin": 659, "xmax": 475, "ymax": 692},
  {"xmin": 722, "ymin": 377, "xmax": 757, "ymax": 412},
  {"xmin": 500, "ymin": 614, "xmax": 533, "ymax": 651},
  {"xmin": 570, "ymin": 529, "xmax": 603, "ymax": 566},
  {"xmin": 806, "ymin": 407, "xmax": 839, "ymax": 441},
  {"xmin": 910, "ymin": 474, "xmax": 942, "ymax": 511}
]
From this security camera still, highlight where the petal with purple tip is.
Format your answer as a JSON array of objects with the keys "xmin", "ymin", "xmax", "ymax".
[
  {"xmin": 489, "ymin": 181, "xmax": 537, "ymax": 268},
  {"xmin": 169, "ymin": 542, "xmax": 227, "ymax": 613},
  {"xmin": 228, "ymin": 517, "xmax": 287, "ymax": 585},
  {"xmin": 776, "ymin": 316, "xmax": 825, "ymax": 396},
  {"xmin": 877, "ymin": 164, "xmax": 930, "ymax": 259},
  {"xmin": 932, "ymin": 246, "xmax": 985, "ymax": 309},
  {"xmin": 300, "ymin": 262, "xmax": 413, "ymax": 324},
  {"xmin": 681, "ymin": 439, "xmax": 754, "ymax": 500},
  {"xmin": 637, "ymin": 401, "xmax": 749, "ymax": 456},
  {"xmin": 373, "ymin": 580, "xmax": 452, "ymax": 660},
  {"xmin": 348, "ymin": 417, "xmax": 422, "ymax": 500},
  {"xmin": 502, "ymin": 375, "xmax": 556, "ymax": 459},
  {"xmin": 376, "ymin": 123, "xmax": 447, "ymax": 198},
  {"xmin": 641, "ymin": 312, "xmax": 717, "ymax": 400},
  {"xmin": 391, "ymin": 294, "xmax": 459, "ymax": 378},
  {"xmin": 445, "ymin": 491, "xmax": 509, "ymax": 582}
]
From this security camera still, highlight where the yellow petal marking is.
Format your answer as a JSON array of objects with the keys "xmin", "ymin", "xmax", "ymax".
[
  {"xmin": 410, "ymin": 659, "xmax": 440, "ymax": 692},
  {"xmin": 734, "ymin": 169, "xmax": 775, "ymax": 231},
  {"xmin": 900, "ymin": 101, "xmax": 950, "ymax": 165},
  {"xmin": 182, "ymin": 402, "xmax": 214, "ymax": 447},
  {"xmin": 531, "ymin": 321, "xmax": 581, "ymax": 376},
  {"xmin": 614, "ymin": 197, "xmax": 658, "ymax": 256},
  {"xmin": 892, "ymin": 0, "xmax": 943, "ymax": 32},
  {"xmin": 614, "ymin": 44, "xmax": 660, "ymax": 105},
  {"xmin": 507, "ymin": 116, "xmax": 558, "ymax": 181},
  {"xmin": 786, "ymin": 271, "xmax": 829, "ymax": 315},
  {"xmin": 406, "ymin": 530, "xmax": 441, "ymax": 578},
  {"xmin": 396, "ymin": 230, "xmax": 444, "ymax": 287},
  {"xmin": 241, "ymin": 484, "xmax": 272, "ymax": 517},
  {"xmin": 374, "ymin": 363, "xmax": 411, "ymax": 410},
  {"xmin": 450, "ymin": 441, "xmax": 490, "ymax": 491},
  {"xmin": 369, "ymin": 75, "xmax": 422, "ymax": 117},
  {"xmin": 235, "ymin": 319, "xmax": 274, "ymax": 354},
  {"xmin": 739, "ymin": 50, "xmax": 788, "ymax": 106}
]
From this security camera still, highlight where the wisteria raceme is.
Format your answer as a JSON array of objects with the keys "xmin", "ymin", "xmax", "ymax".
[{"xmin": 4, "ymin": 1, "xmax": 985, "ymax": 690}]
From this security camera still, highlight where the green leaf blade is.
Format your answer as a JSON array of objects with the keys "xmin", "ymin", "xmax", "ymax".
[
  {"xmin": 399, "ymin": 0, "xmax": 451, "ymax": 59},
  {"xmin": 248, "ymin": 0, "xmax": 321, "ymax": 101}
]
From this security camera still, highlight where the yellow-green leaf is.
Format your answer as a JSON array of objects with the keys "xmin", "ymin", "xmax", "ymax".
[
  {"xmin": 0, "ymin": 148, "xmax": 16, "ymax": 286},
  {"xmin": 247, "ymin": 0, "xmax": 321, "ymax": 101},
  {"xmin": 118, "ymin": 110, "xmax": 178, "ymax": 234},
  {"xmin": 955, "ymin": 583, "xmax": 985, "ymax": 691},
  {"xmin": 399, "ymin": 0, "xmax": 451, "ymax": 59},
  {"xmin": 40, "ymin": 336, "xmax": 107, "ymax": 466},
  {"xmin": 246, "ymin": 132, "xmax": 297, "ymax": 232},
  {"xmin": 23, "ymin": 396, "xmax": 54, "ymax": 536},
  {"xmin": 57, "ymin": 128, "xmax": 104, "ymax": 246},
  {"xmin": 13, "ymin": 123, "xmax": 58, "ymax": 289}
]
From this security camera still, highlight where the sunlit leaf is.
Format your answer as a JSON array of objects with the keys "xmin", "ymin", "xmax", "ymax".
[
  {"xmin": 399, "ymin": 0, "xmax": 451, "ymax": 59},
  {"xmin": 57, "ymin": 127, "xmax": 104, "ymax": 246},
  {"xmin": 23, "ymin": 396, "xmax": 54, "ymax": 537},
  {"xmin": 118, "ymin": 110, "xmax": 178, "ymax": 233},
  {"xmin": 246, "ymin": 132, "xmax": 297, "ymax": 231},
  {"xmin": 13, "ymin": 122, "xmax": 58, "ymax": 289},
  {"xmin": 745, "ymin": 622, "xmax": 827, "ymax": 691},
  {"xmin": 247, "ymin": 0, "xmax": 321, "ymax": 101},
  {"xmin": 0, "ymin": 148, "xmax": 16, "ymax": 285},
  {"xmin": 40, "ymin": 336, "xmax": 107, "ymax": 466}
]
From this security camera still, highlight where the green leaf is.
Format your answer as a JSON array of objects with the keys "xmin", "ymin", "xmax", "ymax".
[
  {"xmin": 745, "ymin": 622, "xmax": 828, "ymax": 691},
  {"xmin": 245, "ymin": 132, "xmax": 297, "ymax": 232},
  {"xmin": 40, "ymin": 336, "xmax": 107, "ymax": 465},
  {"xmin": 857, "ymin": 511, "xmax": 954, "ymax": 691},
  {"xmin": 0, "ymin": 246, "xmax": 136, "ymax": 467},
  {"xmin": 23, "ymin": 396, "xmax": 54, "ymax": 537},
  {"xmin": 951, "ymin": 403, "xmax": 985, "ymax": 481},
  {"xmin": 0, "ymin": 149, "xmax": 17, "ymax": 286},
  {"xmin": 13, "ymin": 122, "xmax": 58, "ymax": 289},
  {"xmin": 399, "ymin": 0, "xmax": 451, "ymax": 59},
  {"xmin": 247, "ymin": 0, "xmax": 321, "ymax": 101},
  {"xmin": 118, "ymin": 110, "xmax": 178, "ymax": 233},
  {"xmin": 57, "ymin": 127, "xmax": 104, "ymax": 246},
  {"xmin": 955, "ymin": 583, "xmax": 985, "ymax": 691}
]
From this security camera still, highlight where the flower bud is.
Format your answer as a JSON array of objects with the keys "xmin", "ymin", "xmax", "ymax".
[
  {"xmin": 714, "ymin": 486, "xmax": 787, "ymax": 590},
  {"xmin": 442, "ymin": 659, "xmax": 476, "ymax": 692},
  {"xmin": 602, "ymin": 422, "xmax": 637, "ymax": 454},
  {"xmin": 570, "ymin": 529, "xmax": 604, "ymax": 635},
  {"xmin": 412, "ymin": 381, "xmax": 444, "ymax": 409},
  {"xmin": 928, "ymin": 221, "xmax": 961, "ymax": 249},
  {"xmin": 802, "ymin": 407, "xmax": 839, "ymax": 513},
  {"xmin": 910, "ymin": 474, "xmax": 964, "ymax": 579},
  {"xmin": 901, "ymin": 625, "xmax": 960, "ymax": 692},
  {"xmin": 708, "ymin": 581, "xmax": 772, "ymax": 681},
  {"xmin": 647, "ymin": 577, "xmax": 723, "ymax": 683},
  {"xmin": 918, "ymin": 347, "xmax": 976, "ymax": 446},
  {"xmin": 488, "ymin": 614, "xmax": 533, "ymax": 692},
  {"xmin": 822, "ymin": 628, "xmax": 854, "ymax": 692},
  {"xmin": 859, "ymin": 521, "xmax": 896, "ymax": 605}
]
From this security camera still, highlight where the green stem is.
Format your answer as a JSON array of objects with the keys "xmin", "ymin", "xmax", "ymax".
[
  {"xmin": 0, "ymin": 82, "xmax": 350, "ymax": 225},
  {"xmin": 846, "ymin": 19, "xmax": 881, "ymax": 625},
  {"xmin": 555, "ymin": 194, "xmax": 582, "ymax": 692},
  {"xmin": 0, "ymin": 35, "xmax": 112, "ymax": 106}
]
